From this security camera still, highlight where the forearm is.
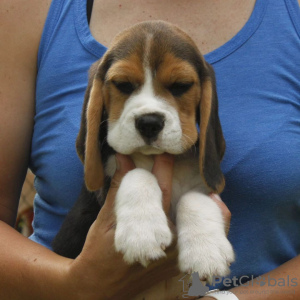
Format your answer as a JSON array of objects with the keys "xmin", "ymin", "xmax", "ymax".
[
  {"xmin": 202, "ymin": 255, "xmax": 300, "ymax": 300},
  {"xmin": 0, "ymin": 221, "xmax": 76, "ymax": 300}
]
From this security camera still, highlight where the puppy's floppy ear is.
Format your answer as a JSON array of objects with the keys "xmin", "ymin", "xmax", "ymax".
[
  {"xmin": 76, "ymin": 61, "xmax": 104, "ymax": 191},
  {"xmin": 199, "ymin": 63, "xmax": 226, "ymax": 194}
]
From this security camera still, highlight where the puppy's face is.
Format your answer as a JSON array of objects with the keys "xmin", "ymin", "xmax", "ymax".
[
  {"xmin": 77, "ymin": 21, "xmax": 225, "ymax": 193},
  {"xmin": 105, "ymin": 50, "xmax": 200, "ymax": 155}
]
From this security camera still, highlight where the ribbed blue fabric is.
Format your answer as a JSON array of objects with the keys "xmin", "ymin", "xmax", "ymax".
[{"xmin": 29, "ymin": 0, "xmax": 300, "ymax": 289}]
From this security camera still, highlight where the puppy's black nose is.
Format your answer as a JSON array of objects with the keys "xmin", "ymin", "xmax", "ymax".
[{"xmin": 135, "ymin": 113, "xmax": 165, "ymax": 140}]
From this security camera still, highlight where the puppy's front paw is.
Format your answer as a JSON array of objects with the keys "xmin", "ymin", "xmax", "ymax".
[
  {"xmin": 114, "ymin": 169, "xmax": 172, "ymax": 267},
  {"xmin": 115, "ymin": 210, "xmax": 173, "ymax": 266},
  {"xmin": 176, "ymin": 192, "xmax": 235, "ymax": 283},
  {"xmin": 178, "ymin": 231, "xmax": 235, "ymax": 283}
]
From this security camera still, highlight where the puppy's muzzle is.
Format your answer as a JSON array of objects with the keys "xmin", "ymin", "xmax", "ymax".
[{"xmin": 135, "ymin": 113, "xmax": 165, "ymax": 143}]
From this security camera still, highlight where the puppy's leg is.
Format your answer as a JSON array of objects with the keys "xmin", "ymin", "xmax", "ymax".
[
  {"xmin": 114, "ymin": 168, "xmax": 172, "ymax": 267},
  {"xmin": 176, "ymin": 192, "xmax": 235, "ymax": 282}
]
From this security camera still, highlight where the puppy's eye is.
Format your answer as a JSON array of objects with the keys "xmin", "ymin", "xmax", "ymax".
[
  {"xmin": 168, "ymin": 82, "xmax": 194, "ymax": 97},
  {"xmin": 113, "ymin": 81, "xmax": 135, "ymax": 95}
]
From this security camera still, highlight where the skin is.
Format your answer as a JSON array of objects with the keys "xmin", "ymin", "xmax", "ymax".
[{"xmin": 1, "ymin": 0, "xmax": 299, "ymax": 299}]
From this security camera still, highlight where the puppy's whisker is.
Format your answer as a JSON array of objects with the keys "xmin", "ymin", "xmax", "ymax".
[
  {"xmin": 182, "ymin": 133, "xmax": 194, "ymax": 143},
  {"xmin": 182, "ymin": 134, "xmax": 197, "ymax": 155}
]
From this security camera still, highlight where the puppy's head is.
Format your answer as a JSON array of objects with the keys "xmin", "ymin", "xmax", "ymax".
[{"xmin": 76, "ymin": 21, "xmax": 225, "ymax": 193}]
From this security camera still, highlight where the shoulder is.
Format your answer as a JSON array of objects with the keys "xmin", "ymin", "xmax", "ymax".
[
  {"xmin": 0, "ymin": 0, "xmax": 51, "ymax": 22},
  {"xmin": 0, "ymin": 0, "xmax": 51, "ymax": 92},
  {"xmin": 0, "ymin": 0, "xmax": 52, "ymax": 113},
  {"xmin": 0, "ymin": 0, "xmax": 51, "ymax": 51}
]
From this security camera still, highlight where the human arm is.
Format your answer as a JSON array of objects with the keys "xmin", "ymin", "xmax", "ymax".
[
  {"xmin": 227, "ymin": 255, "xmax": 300, "ymax": 300},
  {"xmin": 0, "ymin": 0, "xmax": 75, "ymax": 296},
  {"xmin": 0, "ymin": 2, "xmax": 77, "ymax": 298},
  {"xmin": 201, "ymin": 255, "xmax": 300, "ymax": 300},
  {"xmin": 0, "ymin": 0, "xmax": 49, "ymax": 226},
  {"xmin": 0, "ymin": 2, "xmax": 68, "ymax": 298}
]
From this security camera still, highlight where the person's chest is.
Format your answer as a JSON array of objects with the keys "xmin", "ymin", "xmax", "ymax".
[{"xmin": 89, "ymin": 0, "xmax": 256, "ymax": 54}]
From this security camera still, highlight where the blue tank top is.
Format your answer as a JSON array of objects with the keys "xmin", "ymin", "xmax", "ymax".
[{"xmin": 29, "ymin": 0, "xmax": 300, "ymax": 289}]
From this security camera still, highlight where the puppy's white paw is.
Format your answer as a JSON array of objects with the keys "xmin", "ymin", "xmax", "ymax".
[
  {"xmin": 114, "ymin": 169, "xmax": 172, "ymax": 266},
  {"xmin": 115, "ymin": 211, "xmax": 172, "ymax": 266},
  {"xmin": 176, "ymin": 192, "xmax": 235, "ymax": 283},
  {"xmin": 178, "ymin": 231, "xmax": 235, "ymax": 283}
]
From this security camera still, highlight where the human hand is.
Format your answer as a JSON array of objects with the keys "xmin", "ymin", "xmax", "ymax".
[{"xmin": 66, "ymin": 153, "xmax": 179, "ymax": 300}]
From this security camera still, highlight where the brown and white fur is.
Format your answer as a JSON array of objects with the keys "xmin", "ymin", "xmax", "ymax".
[{"xmin": 53, "ymin": 20, "xmax": 234, "ymax": 283}]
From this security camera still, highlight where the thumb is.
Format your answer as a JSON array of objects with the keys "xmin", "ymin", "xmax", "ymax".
[{"xmin": 96, "ymin": 154, "xmax": 135, "ymax": 226}]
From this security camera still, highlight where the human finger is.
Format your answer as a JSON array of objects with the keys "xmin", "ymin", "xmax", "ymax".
[{"xmin": 151, "ymin": 153, "xmax": 175, "ymax": 214}]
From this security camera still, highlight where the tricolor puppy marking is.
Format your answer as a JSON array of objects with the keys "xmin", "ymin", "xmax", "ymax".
[
  {"xmin": 53, "ymin": 21, "xmax": 234, "ymax": 282},
  {"xmin": 107, "ymin": 67, "xmax": 184, "ymax": 155}
]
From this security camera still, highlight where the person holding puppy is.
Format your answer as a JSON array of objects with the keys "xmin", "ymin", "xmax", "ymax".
[{"xmin": 1, "ymin": 0, "xmax": 299, "ymax": 299}]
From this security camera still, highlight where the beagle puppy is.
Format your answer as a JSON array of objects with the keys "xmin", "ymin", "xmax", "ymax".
[{"xmin": 53, "ymin": 20, "xmax": 234, "ymax": 282}]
